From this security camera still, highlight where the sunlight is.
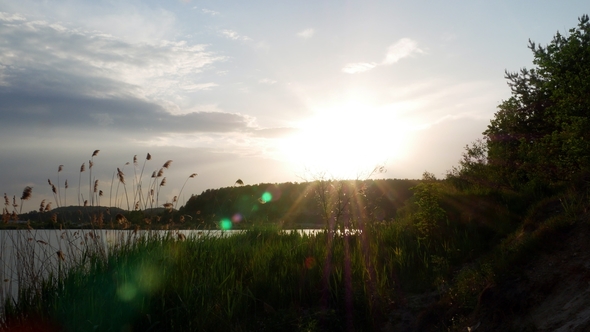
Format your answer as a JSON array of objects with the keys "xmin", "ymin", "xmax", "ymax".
[{"xmin": 278, "ymin": 100, "xmax": 412, "ymax": 179}]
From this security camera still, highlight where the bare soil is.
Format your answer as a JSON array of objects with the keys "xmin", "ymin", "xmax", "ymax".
[{"xmin": 471, "ymin": 220, "xmax": 590, "ymax": 332}]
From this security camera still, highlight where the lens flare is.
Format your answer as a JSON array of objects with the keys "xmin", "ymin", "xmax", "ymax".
[
  {"xmin": 232, "ymin": 213, "xmax": 242, "ymax": 223},
  {"xmin": 220, "ymin": 218, "xmax": 232, "ymax": 230},
  {"xmin": 261, "ymin": 192, "xmax": 272, "ymax": 203},
  {"xmin": 117, "ymin": 283, "xmax": 138, "ymax": 302}
]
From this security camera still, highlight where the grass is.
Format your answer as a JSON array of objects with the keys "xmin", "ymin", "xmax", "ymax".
[
  {"xmin": 1, "ymin": 204, "xmax": 514, "ymax": 332},
  {"xmin": 2, "ymin": 225, "xmax": 394, "ymax": 331}
]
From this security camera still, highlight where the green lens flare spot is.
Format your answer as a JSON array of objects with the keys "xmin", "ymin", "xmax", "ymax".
[
  {"xmin": 261, "ymin": 192, "xmax": 272, "ymax": 203},
  {"xmin": 220, "ymin": 218, "xmax": 232, "ymax": 230},
  {"xmin": 117, "ymin": 283, "xmax": 138, "ymax": 302}
]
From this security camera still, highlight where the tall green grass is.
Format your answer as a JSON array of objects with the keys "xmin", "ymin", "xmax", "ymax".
[{"xmin": 1, "ymin": 219, "xmax": 487, "ymax": 331}]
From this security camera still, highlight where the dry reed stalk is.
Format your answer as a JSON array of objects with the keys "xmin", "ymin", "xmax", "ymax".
[
  {"xmin": 78, "ymin": 162, "xmax": 85, "ymax": 206},
  {"xmin": 156, "ymin": 177, "xmax": 166, "ymax": 209},
  {"xmin": 89, "ymin": 150, "xmax": 99, "ymax": 206},
  {"xmin": 19, "ymin": 186, "xmax": 32, "ymax": 213},
  {"xmin": 116, "ymin": 167, "xmax": 130, "ymax": 210},
  {"xmin": 57, "ymin": 165, "xmax": 63, "ymax": 207},
  {"xmin": 64, "ymin": 179, "xmax": 68, "ymax": 207},
  {"xmin": 12, "ymin": 195, "xmax": 17, "ymax": 213},
  {"xmin": 135, "ymin": 153, "xmax": 152, "ymax": 210},
  {"xmin": 144, "ymin": 170, "xmax": 158, "ymax": 210},
  {"xmin": 176, "ymin": 173, "xmax": 198, "ymax": 209},
  {"xmin": 88, "ymin": 159, "xmax": 93, "ymax": 206}
]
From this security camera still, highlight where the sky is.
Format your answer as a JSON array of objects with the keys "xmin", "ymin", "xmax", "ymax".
[{"xmin": 0, "ymin": 0, "xmax": 588, "ymax": 212}]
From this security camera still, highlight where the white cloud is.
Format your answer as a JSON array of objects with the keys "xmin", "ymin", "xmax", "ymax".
[
  {"xmin": 297, "ymin": 28, "xmax": 315, "ymax": 38},
  {"xmin": 258, "ymin": 78, "xmax": 277, "ymax": 84},
  {"xmin": 342, "ymin": 38, "xmax": 424, "ymax": 74},
  {"xmin": 382, "ymin": 38, "xmax": 424, "ymax": 65},
  {"xmin": 0, "ymin": 13, "xmax": 225, "ymax": 104},
  {"xmin": 341, "ymin": 62, "xmax": 377, "ymax": 74},
  {"xmin": 181, "ymin": 82, "xmax": 218, "ymax": 91},
  {"xmin": 0, "ymin": 12, "xmax": 26, "ymax": 22},
  {"xmin": 221, "ymin": 29, "xmax": 251, "ymax": 41},
  {"xmin": 202, "ymin": 9, "xmax": 220, "ymax": 16}
]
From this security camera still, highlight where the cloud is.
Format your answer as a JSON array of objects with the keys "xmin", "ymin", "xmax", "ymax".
[
  {"xmin": 381, "ymin": 38, "xmax": 424, "ymax": 65},
  {"xmin": 341, "ymin": 62, "xmax": 377, "ymax": 74},
  {"xmin": 297, "ymin": 28, "xmax": 315, "ymax": 38},
  {"xmin": 180, "ymin": 83, "xmax": 218, "ymax": 91},
  {"xmin": 342, "ymin": 38, "xmax": 423, "ymax": 74},
  {"xmin": 251, "ymin": 127, "xmax": 299, "ymax": 138},
  {"xmin": 202, "ymin": 8, "xmax": 220, "ymax": 16},
  {"xmin": 0, "ymin": 13, "xmax": 251, "ymax": 139},
  {"xmin": 220, "ymin": 29, "xmax": 251, "ymax": 42},
  {"xmin": 258, "ymin": 78, "xmax": 277, "ymax": 84},
  {"xmin": 0, "ymin": 14, "xmax": 224, "ymax": 100}
]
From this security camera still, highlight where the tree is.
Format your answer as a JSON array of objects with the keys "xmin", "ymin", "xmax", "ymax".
[{"xmin": 485, "ymin": 14, "xmax": 590, "ymax": 187}]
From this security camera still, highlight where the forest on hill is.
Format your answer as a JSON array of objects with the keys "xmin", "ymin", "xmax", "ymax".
[
  {"xmin": 10, "ymin": 179, "xmax": 420, "ymax": 229},
  {"xmin": 179, "ymin": 179, "xmax": 420, "ymax": 228}
]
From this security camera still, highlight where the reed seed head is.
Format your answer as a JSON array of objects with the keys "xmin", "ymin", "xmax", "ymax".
[
  {"xmin": 99, "ymin": 190, "xmax": 103, "ymax": 197},
  {"xmin": 65, "ymin": 180, "xmax": 68, "ymax": 189},
  {"xmin": 92, "ymin": 150, "xmax": 100, "ymax": 157},
  {"xmin": 45, "ymin": 202, "xmax": 52, "ymax": 212},
  {"xmin": 163, "ymin": 160, "xmax": 173, "ymax": 169},
  {"xmin": 133, "ymin": 155, "xmax": 137, "ymax": 165},
  {"xmin": 93, "ymin": 180, "xmax": 99, "ymax": 193},
  {"xmin": 52, "ymin": 184, "xmax": 57, "ymax": 194},
  {"xmin": 58, "ymin": 165, "xmax": 63, "ymax": 172},
  {"xmin": 39, "ymin": 199, "xmax": 46, "ymax": 212},
  {"xmin": 80, "ymin": 163, "xmax": 85, "ymax": 173},
  {"xmin": 21, "ymin": 186, "xmax": 32, "ymax": 200},
  {"xmin": 117, "ymin": 168, "xmax": 125, "ymax": 184},
  {"xmin": 48, "ymin": 179, "xmax": 53, "ymax": 186},
  {"xmin": 160, "ymin": 177, "xmax": 166, "ymax": 187},
  {"xmin": 190, "ymin": 173, "xmax": 198, "ymax": 178},
  {"xmin": 89, "ymin": 160, "xmax": 94, "ymax": 169},
  {"xmin": 157, "ymin": 168, "xmax": 164, "ymax": 177},
  {"xmin": 146, "ymin": 153, "xmax": 152, "ymax": 160},
  {"xmin": 84, "ymin": 200, "xmax": 88, "ymax": 207}
]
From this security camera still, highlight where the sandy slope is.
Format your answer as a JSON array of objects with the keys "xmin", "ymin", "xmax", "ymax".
[{"xmin": 470, "ymin": 220, "xmax": 590, "ymax": 332}]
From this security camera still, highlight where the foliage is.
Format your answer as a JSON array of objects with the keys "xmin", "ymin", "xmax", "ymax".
[
  {"xmin": 411, "ymin": 172, "xmax": 447, "ymax": 246},
  {"xmin": 484, "ymin": 15, "xmax": 590, "ymax": 188}
]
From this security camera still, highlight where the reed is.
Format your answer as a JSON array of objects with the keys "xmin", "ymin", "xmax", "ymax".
[
  {"xmin": 89, "ymin": 150, "xmax": 99, "ymax": 206},
  {"xmin": 78, "ymin": 163, "xmax": 85, "ymax": 206},
  {"xmin": 57, "ymin": 165, "xmax": 63, "ymax": 207}
]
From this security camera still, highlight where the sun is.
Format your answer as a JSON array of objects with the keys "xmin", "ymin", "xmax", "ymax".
[{"xmin": 278, "ymin": 100, "xmax": 411, "ymax": 179}]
